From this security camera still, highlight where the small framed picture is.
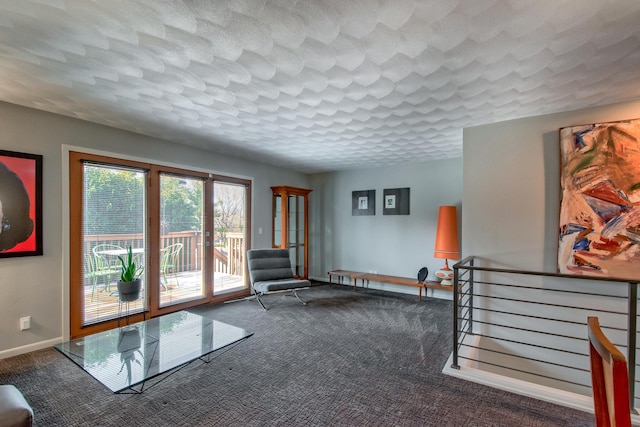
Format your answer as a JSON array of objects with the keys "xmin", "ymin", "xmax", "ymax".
[
  {"xmin": 385, "ymin": 194, "xmax": 396, "ymax": 209},
  {"xmin": 383, "ymin": 188, "xmax": 410, "ymax": 215},
  {"xmin": 0, "ymin": 150, "xmax": 43, "ymax": 258},
  {"xmin": 358, "ymin": 196, "xmax": 368, "ymax": 210},
  {"xmin": 352, "ymin": 190, "xmax": 375, "ymax": 216}
]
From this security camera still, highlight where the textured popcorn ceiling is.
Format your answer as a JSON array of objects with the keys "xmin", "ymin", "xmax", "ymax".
[{"xmin": 1, "ymin": 1, "xmax": 640, "ymax": 173}]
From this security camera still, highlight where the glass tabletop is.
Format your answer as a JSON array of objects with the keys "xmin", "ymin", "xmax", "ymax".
[{"xmin": 55, "ymin": 311, "xmax": 253, "ymax": 393}]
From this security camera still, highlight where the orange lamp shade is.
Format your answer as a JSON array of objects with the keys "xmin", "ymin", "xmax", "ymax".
[{"xmin": 434, "ymin": 206, "xmax": 459, "ymax": 260}]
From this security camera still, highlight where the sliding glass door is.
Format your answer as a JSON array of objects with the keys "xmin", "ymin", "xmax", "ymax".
[
  {"xmin": 212, "ymin": 179, "xmax": 250, "ymax": 295},
  {"xmin": 74, "ymin": 159, "xmax": 148, "ymax": 329},
  {"xmin": 158, "ymin": 173, "xmax": 205, "ymax": 307},
  {"xmin": 69, "ymin": 152, "xmax": 252, "ymax": 338}
]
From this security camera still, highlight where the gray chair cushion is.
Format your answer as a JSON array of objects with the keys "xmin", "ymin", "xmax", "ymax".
[
  {"xmin": 0, "ymin": 385, "xmax": 33, "ymax": 427},
  {"xmin": 254, "ymin": 278, "xmax": 311, "ymax": 293},
  {"xmin": 247, "ymin": 248, "xmax": 309, "ymax": 292}
]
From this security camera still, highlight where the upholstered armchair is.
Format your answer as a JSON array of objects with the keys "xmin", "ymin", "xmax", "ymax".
[{"xmin": 246, "ymin": 248, "xmax": 311, "ymax": 310}]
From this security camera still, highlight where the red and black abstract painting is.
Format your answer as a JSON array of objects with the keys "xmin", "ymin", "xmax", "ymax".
[{"xmin": 0, "ymin": 150, "xmax": 43, "ymax": 258}]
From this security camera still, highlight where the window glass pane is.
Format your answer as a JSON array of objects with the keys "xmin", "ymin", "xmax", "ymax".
[
  {"xmin": 159, "ymin": 174, "xmax": 205, "ymax": 307},
  {"xmin": 82, "ymin": 163, "xmax": 146, "ymax": 326},
  {"xmin": 273, "ymin": 194, "xmax": 282, "ymax": 247},
  {"xmin": 298, "ymin": 196, "xmax": 305, "ymax": 243},
  {"xmin": 288, "ymin": 195, "xmax": 297, "ymax": 247},
  {"xmin": 297, "ymin": 196, "xmax": 305, "ymax": 276},
  {"xmin": 213, "ymin": 181, "xmax": 247, "ymax": 294}
]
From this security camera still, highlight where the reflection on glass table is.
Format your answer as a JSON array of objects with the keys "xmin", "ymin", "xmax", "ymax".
[{"xmin": 55, "ymin": 311, "xmax": 253, "ymax": 393}]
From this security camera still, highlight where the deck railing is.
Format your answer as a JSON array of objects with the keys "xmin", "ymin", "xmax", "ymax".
[
  {"xmin": 452, "ymin": 256, "xmax": 639, "ymax": 410},
  {"xmin": 225, "ymin": 232, "xmax": 244, "ymax": 275},
  {"xmin": 84, "ymin": 231, "xmax": 244, "ymax": 277},
  {"xmin": 212, "ymin": 233, "xmax": 245, "ymax": 275}
]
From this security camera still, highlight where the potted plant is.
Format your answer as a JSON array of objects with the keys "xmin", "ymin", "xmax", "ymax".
[{"xmin": 116, "ymin": 247, "xmax": 143, "ymax": 302}]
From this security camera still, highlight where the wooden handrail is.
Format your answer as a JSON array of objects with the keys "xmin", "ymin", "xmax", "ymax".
[{"xmin": 84, "ymin": 232, "xmax": 244, "ymax": 276}]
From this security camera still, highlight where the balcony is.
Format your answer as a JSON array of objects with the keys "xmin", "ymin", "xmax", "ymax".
[
  {"xmin": 84, "ymin": 271, "xmax": 243, "ymax": 322},
  {"xmin": 82, "ymin": 231, "xmax": 245, "ymax": 324}
]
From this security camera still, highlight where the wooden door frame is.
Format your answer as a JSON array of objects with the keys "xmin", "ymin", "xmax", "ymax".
[{"xmin": 69, "ymin": 152, "xmax": 253, "ymax": 338}]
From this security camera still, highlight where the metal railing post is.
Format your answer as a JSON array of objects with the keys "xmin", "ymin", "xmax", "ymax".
[
  {"xmin": 452, "ymin": 264, "xmax": 460, "ymax": 369},
  {"xmin": 469, "ymin": 257, "xmax": 474, "ymax": 334},
  {"xmin": 628, "ymin": 282, "xmax": 637, "ymax": 412}
]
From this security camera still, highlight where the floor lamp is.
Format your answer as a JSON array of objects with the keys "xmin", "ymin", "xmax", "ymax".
[{"xmin": 434, "ymin": 205, "xmax": 459, "ymax": 286}]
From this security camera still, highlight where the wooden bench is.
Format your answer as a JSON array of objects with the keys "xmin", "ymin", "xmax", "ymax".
[
  {"xmin": 328, "ymin": 270, "xmax": 452, "ymax": 300},
  {"xmin": 328, "ymin": 270, "xmax": 363, "ymax": 286}
]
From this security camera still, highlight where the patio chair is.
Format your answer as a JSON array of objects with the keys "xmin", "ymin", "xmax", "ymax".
[
  {"xmin": 85, "ymin": 253, "xmax": 119, "ymax": 301},
  {"xmin": 92, "ymin": 244, "xmax": 125, "ymax": 293},
  {"xmin": 160, "ymin": 243, "xmax": 183, "ymax": 290}
]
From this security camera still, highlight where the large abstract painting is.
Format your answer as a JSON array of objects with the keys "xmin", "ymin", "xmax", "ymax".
[{"xmin": 558, "ymin": 119, "xmax": 640, "ymax": 279}]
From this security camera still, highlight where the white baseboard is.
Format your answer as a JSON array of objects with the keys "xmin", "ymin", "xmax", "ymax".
[
  {"xmin": 0, "ymin": 337, "xmax": 62, "ymax": 360},
  {"xmin": 442, "ymin": 353, "xmax": 640, "ymax": 425},
  {"xmin": 442, "ymin": 353, "xmax": 592, "ymax": 411}
]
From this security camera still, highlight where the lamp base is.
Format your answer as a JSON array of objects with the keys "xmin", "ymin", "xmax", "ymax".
[
  {"xmin": 435, "ymin": 268, "xmax": 454, "ymax": 286},
  {"xmin": 435, "ymin": 259, "xmax": 454, "ymax": 286}
]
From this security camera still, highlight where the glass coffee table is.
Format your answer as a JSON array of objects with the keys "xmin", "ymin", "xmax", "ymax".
[{"xmin": 55, "ymin": 311, "xmax": 253, "ymax": 393}]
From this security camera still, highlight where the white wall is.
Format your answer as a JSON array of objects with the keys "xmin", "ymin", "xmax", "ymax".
[
  {"xmin": 462, "ymin": 99, "xmax": 640, "ymax": 393},
  {"xmin": 308, "ymin": 158, "xmax": 463, "ymax": 298},
  {"xmin": 0, "ymin": 102, "xmax": 309, "ymax": 356},
  {"xmin": 464, "ymin": 99, "xmax": 640, "ymax": 270}
]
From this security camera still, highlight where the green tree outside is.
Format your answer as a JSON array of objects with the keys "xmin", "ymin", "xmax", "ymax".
[
  {"xmin": 160, "ymin": 176, "xmax": 202, "ymax": 234},
  {"xmin": 84, "ymin": 166, "xmax": 145, "ymax": 234},
  {"xmin": 84, "ymin": 166, "xmax": 203, "ymax": 235}
]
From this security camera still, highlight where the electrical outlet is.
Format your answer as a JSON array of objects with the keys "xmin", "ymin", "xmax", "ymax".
[{"xmin": 20, "ymin": 316, "xmax": 31, "ymax": 331}]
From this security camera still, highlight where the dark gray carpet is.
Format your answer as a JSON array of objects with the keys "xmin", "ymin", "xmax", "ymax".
[{"xmin": 0, "ymin": 284, "xmax": 594, "ymax": 426}]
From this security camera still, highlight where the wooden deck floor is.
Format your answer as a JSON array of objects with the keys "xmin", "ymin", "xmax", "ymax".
[{"xmin": 84, "ymin": 271, "xmax": 245, "ymax": 324}]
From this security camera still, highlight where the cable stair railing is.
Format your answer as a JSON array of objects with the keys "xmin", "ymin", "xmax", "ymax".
[{"xmin": 450, "ymin": 256, "xmax": 639, "ymax": 412}]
